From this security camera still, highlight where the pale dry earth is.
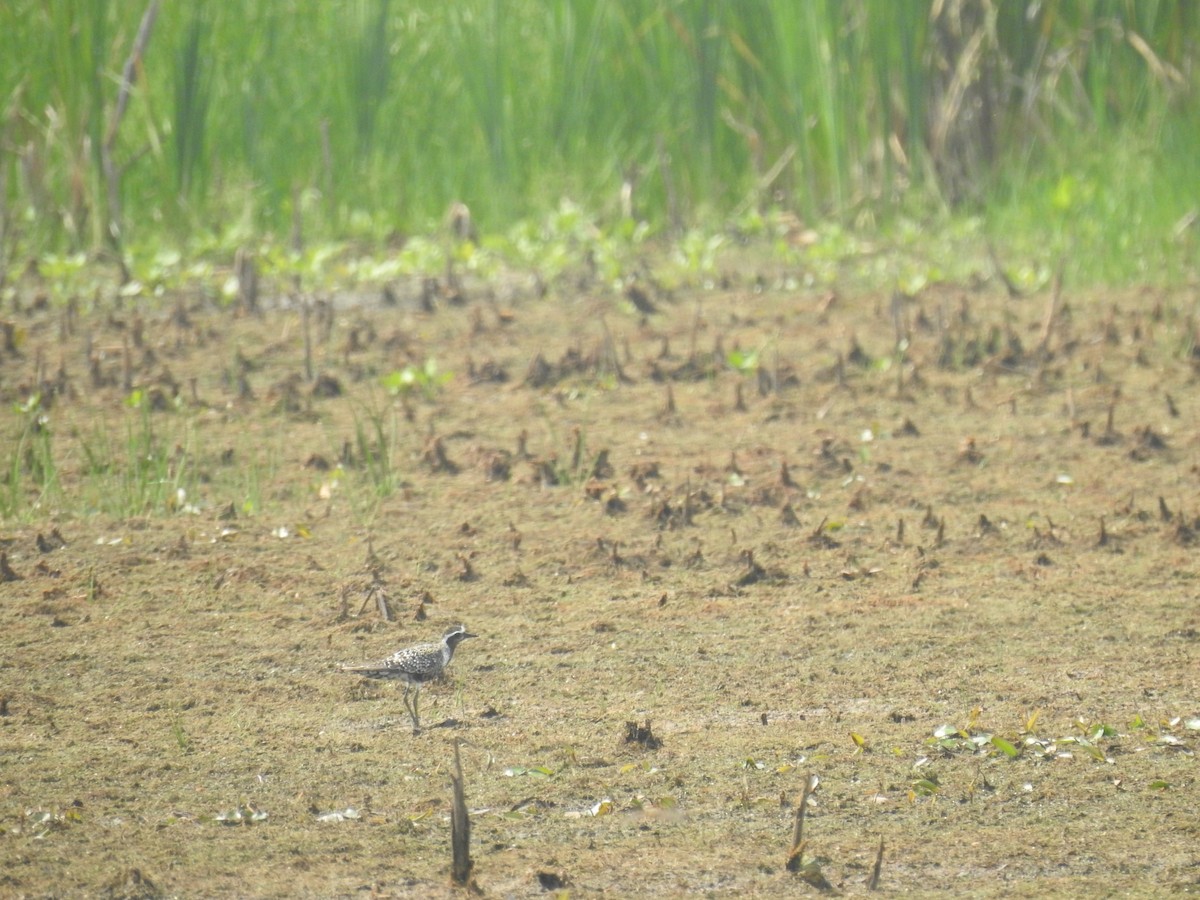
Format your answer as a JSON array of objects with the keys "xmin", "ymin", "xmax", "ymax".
[{"xmin": 1, "ymin": 261, "xmax": 1198, "ymax": 897}]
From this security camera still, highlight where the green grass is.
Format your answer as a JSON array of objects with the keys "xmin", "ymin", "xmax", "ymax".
[
  {"xmin": 987, "ymin": 121, "xmax": 1200, "ymax": 284},
  {"xmin": 80, "ymin": 399, "xmax": 197, "ymax": 517},
  {"xmin": 1, "ymin": 1, "xmax": 1198, "ymax": 283},
  {"xmin": 349, "ymin": 399, "xmax": 402, "ymax": 502},
  {"xmin": 0, "ymin": 388, "xmax": 296, "ymax": 522},
  {"xmin": 1, "ymin": 394, "xmax": 60, "ymax": 519}
]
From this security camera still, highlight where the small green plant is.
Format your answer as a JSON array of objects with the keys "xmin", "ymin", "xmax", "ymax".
[
  {"xmin": 673, "ymin": 230, "xmax": 724, "ymax": 276},
  {"xmin": 240, "ymin": 457, "xmax": 264, "ymax": 516},
  {"xmin": 540, "ymin": 425, "xmax": 608, "ymax": 487},
  {"xmin": 726, "ymin": 346, "xmax": 761, "ymax": 375},
  {"xmin": 926, "ymin": 708, "xmax": 1024, "ymax": 760},
  {"xmin": 171, "ymin": 714, "xmax": 190, "ymax": 753},
  {"xmin": 350, "ymin": 401, "xmax": 400, "ymax": 499},
  {"xmin": 910, "ymin": 776, "xmax": 941, "ymax": 798},
  {"xmin": 85, "ymin": 567, "xmax": 101, "ymax": 602},
  {"xmin": 72, "ymin": 392, "xmax": 197, "ymax": 517},
  {"xmin": 1, "ymin": 393, "xmax": 60, "ymax": 518},
  {"xmin": 121, "ymin": 398, "xmax": 193, "ymax": 515},
  {"xmin": 381, "ymin": 359, "xmax": 452, "ymax": 401}
]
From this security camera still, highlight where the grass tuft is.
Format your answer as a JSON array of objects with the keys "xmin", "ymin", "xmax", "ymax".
[{"xmin": 0, "ymin": 2, "xmax": 1195, "ymax": 283}]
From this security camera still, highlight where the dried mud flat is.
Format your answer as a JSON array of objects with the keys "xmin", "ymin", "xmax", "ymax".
[{"xmin": 1, "ymin": 262, "xmax": 1198, "ymax": 898}]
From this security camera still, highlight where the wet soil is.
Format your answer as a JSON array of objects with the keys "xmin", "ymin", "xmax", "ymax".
[{"xmin": 1, "ymin": 263, "xmax": 1197, "ymax": 897}]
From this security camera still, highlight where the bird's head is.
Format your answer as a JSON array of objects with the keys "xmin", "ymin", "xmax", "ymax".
[{"xmin": 443, "ymin": 624, "xmax": 477, "ymax": 648}]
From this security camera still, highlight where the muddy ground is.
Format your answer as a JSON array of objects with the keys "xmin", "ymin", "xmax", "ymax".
[{"xmin": 1, "ymin": 254, "xmax": 1198, "ymax": 898}]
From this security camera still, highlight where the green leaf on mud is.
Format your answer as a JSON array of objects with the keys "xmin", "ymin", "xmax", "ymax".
[
  {"xmin": 989, "ymin": 736, "xmax": 1020, "ymax": 758},
  {"xmin": 726, "ymin": 348, "xmax": 759, "ymax": 373},
  {"xmin": 504, "ymin": 765, "xmax": 554, "ymax": 777},
  {"xmin": 1075, "ymin": 739, "xmax": 1109, "ymax": 762},
  {"xmin": 911, "ymin": 778, "xmax": 940, "ymax": 796}
]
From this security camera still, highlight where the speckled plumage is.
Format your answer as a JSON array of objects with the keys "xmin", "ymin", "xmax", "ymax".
[{"xmin": 342, "ymin": 624, "xmax": 476, "ymax": 733}]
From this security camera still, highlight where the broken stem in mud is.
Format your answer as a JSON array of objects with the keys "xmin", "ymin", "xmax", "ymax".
[
  {"xmin": 809, "ymin": 515, "xmax": 829, "ymax": 543},
  {"xmin": 1035, "ymin": 259, "xmax": 1066, "ymax": 360},
  {"xmin": 785, "ymin": 773, "xmax": 818, "ymax": 872},
  {"xmin": 302, "ymin": 296, "xmax": 314, "ymax": 383},
  {"xmin": 450, "ymin": 738, "xmax": 473, "ymax": 887},
  {"xmin": 867, "ymin": 834, "xmax": 885, "ymax": 890}
]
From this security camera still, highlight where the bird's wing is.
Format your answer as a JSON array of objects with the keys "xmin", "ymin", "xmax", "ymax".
[{"xmin": 341, "ymin": 641, "xmax": 438, "ymax": 672}]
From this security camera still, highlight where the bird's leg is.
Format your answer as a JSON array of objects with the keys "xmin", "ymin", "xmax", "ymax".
[
  {"xmin": 401, "ymin": 684, "xmax": 418, "ymax": 732},
  {"xmin": 410, "ymin": 688, "xmax": 421, "ymax": 735}
]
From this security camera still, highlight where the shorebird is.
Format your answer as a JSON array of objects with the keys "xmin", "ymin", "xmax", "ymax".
[{"xmin": 341, "ymin": 624, "xmax": 476, "ymax": 733}]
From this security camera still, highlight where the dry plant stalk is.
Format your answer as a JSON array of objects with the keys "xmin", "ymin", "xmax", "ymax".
[
  {"xmin": 868, "ymin": 835, "xmax": 884, "ymax": 890},
  {"xmin": 1036, "ymin": 260, "xmax": 1066, "ymax": 359},
  {"xmin": 102, "ymin": 0, "xmax": 160, "ymax": 273},
  {"xmin": 450, "ymin": 739, "xmax": 473, "ymax": 887},
  {"xmin": 785, "ymin": 773, "xmax": 818, "ymax": 872},
  {"xmin": 302, "ymin": 296, "xmax": 314, "ymax": 383}
]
